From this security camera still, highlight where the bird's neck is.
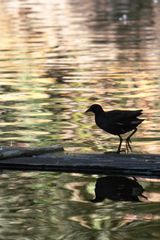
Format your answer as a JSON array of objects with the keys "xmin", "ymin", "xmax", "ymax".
[{"xmin": 94, "ymin": 110, "xmax": 105, "ymax": 116}]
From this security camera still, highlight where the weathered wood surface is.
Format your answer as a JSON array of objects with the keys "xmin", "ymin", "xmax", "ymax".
[
  {"xmin": 0, "ymin": 152, "xmax": 159, "ymax": 178},
  {"xmin": 0, "ymin": 145, "xmax": 64, "ymax": 159}
]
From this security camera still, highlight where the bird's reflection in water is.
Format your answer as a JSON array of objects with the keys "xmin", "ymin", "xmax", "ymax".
[{"xmin": 91, "ymin": 176, "xmax": 147, "ymax": 203}]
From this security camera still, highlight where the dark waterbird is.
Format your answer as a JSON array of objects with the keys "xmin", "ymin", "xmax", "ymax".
[
  {"xmin": 85, "ymin": 104, "xmax": 144, "ymax": 153},
  {"xmin": 91, "ymin": 176, "xmax": 147, "ymax": 202}
]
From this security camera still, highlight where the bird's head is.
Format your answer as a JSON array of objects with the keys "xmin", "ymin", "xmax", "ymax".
[{"xmin": 85, "ymin": 104, "xmax": 104, "ymax": 114}]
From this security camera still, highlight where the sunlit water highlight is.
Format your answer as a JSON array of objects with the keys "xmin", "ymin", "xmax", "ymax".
[{"xmin": 0, "ymin": 0, "xmax": 160, "ymax": 239}]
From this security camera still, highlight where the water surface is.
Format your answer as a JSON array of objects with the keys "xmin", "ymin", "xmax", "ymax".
[{"xmin": 0, "ymin": 0, "xmax": 160, "ymax": 239}]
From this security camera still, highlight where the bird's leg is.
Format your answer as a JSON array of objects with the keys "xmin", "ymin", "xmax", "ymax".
[
  {"xmin": 126, "ymin": 138, "xmax": 132, "ymax": 153},
  {"xmin": 117, "ymin": 135, "xmax": 123, "ymax": 153},
  {"xmin": 126, "ymin": 128, "xmax": 137, "ymax": 152}
]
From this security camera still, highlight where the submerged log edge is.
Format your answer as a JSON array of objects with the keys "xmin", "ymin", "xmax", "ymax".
[
  {"xmin": 0, "ymin": 150, "xmax": 159, "ymax": 178},
  {"xmin": 0, "ymin": 145, "xmax": 64, "ymax": 160}
]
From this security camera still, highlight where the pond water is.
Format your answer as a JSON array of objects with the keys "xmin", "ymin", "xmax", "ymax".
[{"xmin": 0, "ymin": 0, "xmax": 160, "ymax": 239}]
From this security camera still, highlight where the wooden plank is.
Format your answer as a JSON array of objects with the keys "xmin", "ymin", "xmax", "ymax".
[{"xmin": 0, "ymin": 153, "xmax": 159, "ymax": 178}]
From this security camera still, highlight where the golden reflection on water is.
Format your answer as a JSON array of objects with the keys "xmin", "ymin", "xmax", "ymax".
[
  {"xmin": 0, "ymin": 0, "xmax": 160, "ymax": 154},
  {"xmin": 0, "ymin": 171, "xmax": 159, "ymax": 240},
  {"xmin": 0, "ymin": 2, "xmax": 160, "ymax": 240}
]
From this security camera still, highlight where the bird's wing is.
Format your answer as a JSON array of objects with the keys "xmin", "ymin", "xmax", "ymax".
[
  {"xmin": 105, "ymin": 110, "xmax": 143, "ymax": 122},
  {"xmin": 105, "ymin": 110, "xmax": 144, "ymax": 131}
]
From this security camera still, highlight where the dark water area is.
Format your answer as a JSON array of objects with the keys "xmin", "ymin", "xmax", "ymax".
[
  {"xmin": 0, "ymin": 172, "xmax": 160, "ymax": 240},
  {"xmin": 0, "ymin": 0, "xmax": 160, "ymax": 239}
]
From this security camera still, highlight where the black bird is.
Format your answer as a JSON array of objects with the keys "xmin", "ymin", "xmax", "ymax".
[
  {"xmin": 91, "ymin": 176, "xmax": 147, "ymax": 202},
  {"xmin": 85, "ymin": 104, "xmax": 144, "ymax": 153}
]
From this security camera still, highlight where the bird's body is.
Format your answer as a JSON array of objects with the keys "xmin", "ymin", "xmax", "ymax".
[
  {"xmin": 91, "ymin": 176, "xmax": 146, "ymax": 202},
  {"xmin": 85, "ymin": 104, "xmax": 144, "ymax": 153},
  {"xmin": 95, "ymin": 109, "xmax": 143, "ymax": 135}
]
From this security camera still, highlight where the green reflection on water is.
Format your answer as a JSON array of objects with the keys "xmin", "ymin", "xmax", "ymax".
[
  {"xmin": 0, "ymin": 0, "xmax": 160, "ymax": 153},
  {"xmin": 0, "ymin": 0, "xmax": 160, "ymax": 239},
  {"xmin": 0, "ymin": 172, "xmax": 160, "ymax": 240}
]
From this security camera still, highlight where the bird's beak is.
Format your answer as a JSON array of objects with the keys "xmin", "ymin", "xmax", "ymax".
[{"xmin": 85, "ymin": 108, "xmax": 90, "ymax": 114}]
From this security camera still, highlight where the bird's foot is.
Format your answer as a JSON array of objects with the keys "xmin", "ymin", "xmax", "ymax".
[
  {"xmin": 126, "ymin": 139, "xmax": 132, "ymax": 153},
  {"xmin": 116, "ymin": 149, "xmax": 125, "ymax": 154}
]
